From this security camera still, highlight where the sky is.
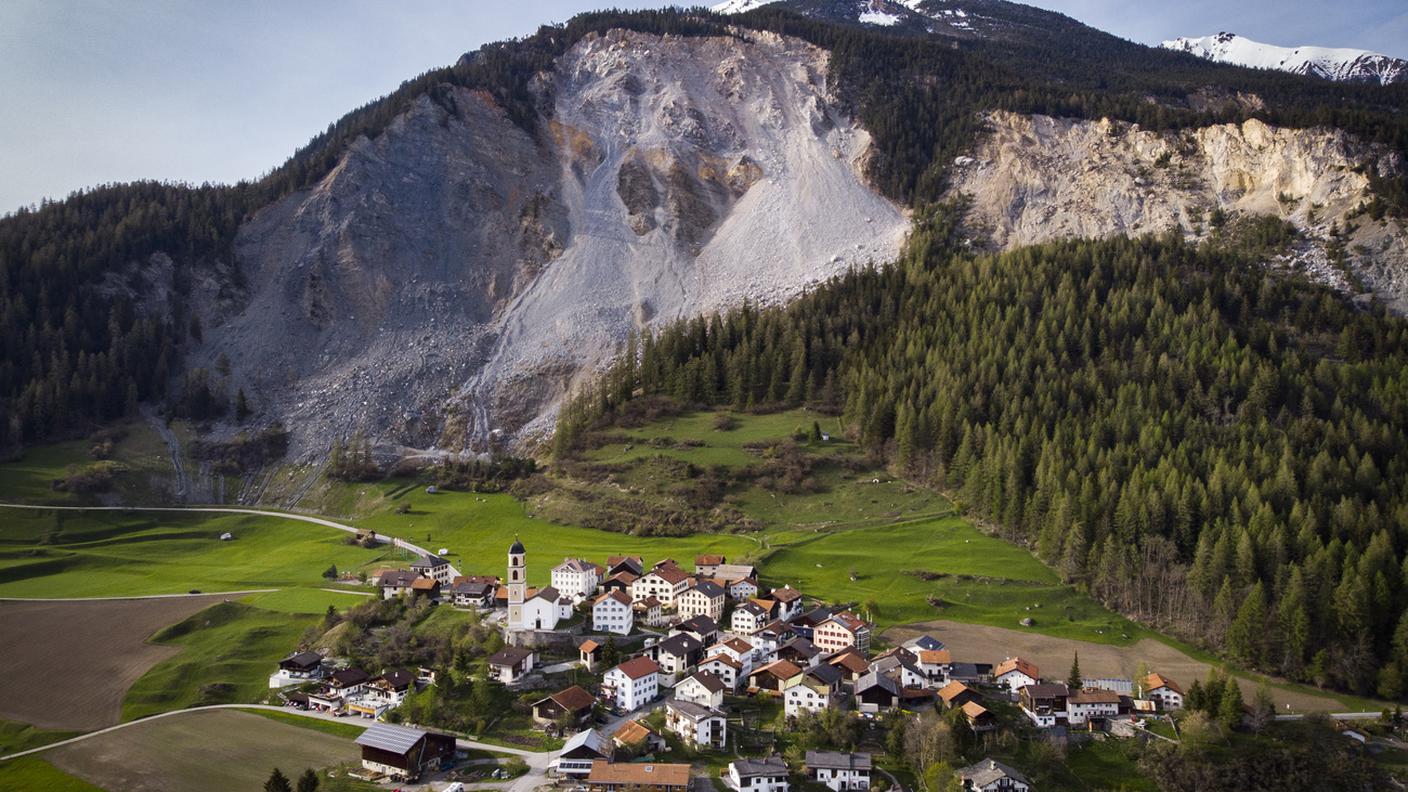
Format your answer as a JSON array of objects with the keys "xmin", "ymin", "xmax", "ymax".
[{"xmin": 1, "ymin": 0, "xmax": 1404, "ymax": 214}]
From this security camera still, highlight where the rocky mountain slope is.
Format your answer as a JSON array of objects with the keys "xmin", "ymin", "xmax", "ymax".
[
  {"xmin": 196, "ymin": 28, "xmax": 907, "ymax": 458},
  {"xmin": 1162, "ymin": 32, "xmax": 1407, "ymax": 85},
  {"xmin": 950, "ymin": 112, "xmax": 1408, "ymax": 310}
]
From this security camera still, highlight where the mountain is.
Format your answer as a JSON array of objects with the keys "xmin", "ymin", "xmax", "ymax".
[
  {"xmin": 2, "ymin": 5, "xmax": 1407, "ymax": 466},
  {"xmin": 1162, "ymin": 32, "xmax": 1408, "ymax": 85}
]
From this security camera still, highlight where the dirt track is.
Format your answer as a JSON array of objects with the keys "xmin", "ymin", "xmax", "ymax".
[
  {"xmin": 0, "ymin": 596, "xmax": 230, "ymax": 730},
  {"xmin": 887, "ymin": 620, "xmax": 1356, "ymax": 713},
  {"xmin": 47, "ymin": 709, "xmax": 357, "ymax": 792}
]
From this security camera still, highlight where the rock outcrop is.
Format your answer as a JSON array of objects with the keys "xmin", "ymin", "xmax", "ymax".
[{"xmin": 949, "ymin": 111, "xmax": 1408, "ymax": 310}]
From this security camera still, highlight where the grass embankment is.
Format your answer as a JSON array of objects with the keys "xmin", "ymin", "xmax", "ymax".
[
  {"xmin": 241, "ymin": 708, "xmax": 368, "ymax": 739},
  {"xmin": 0, "ymin": 757, "xmax": 105, "ymax": 792},
  {"xmin": 0, "ymin": 719, "xmax": 80, "ymax": 757},
  {"xmin": 123, "ymin": 602, "xmax": 318, "ymax": 721}
]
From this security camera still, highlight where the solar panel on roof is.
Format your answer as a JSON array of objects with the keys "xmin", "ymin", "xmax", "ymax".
[{"xmin": 355, "ymin": 722, "xmax": 426, "ymax": 754}]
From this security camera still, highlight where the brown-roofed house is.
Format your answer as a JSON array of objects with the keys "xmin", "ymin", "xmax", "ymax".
[
  {"xmin": 961, "ymin": 701, "xmax": 997, "ymax": 732},
  {"xmin": 938, "ymin": 680, "xmax": 981, "ymax": 709},
  {"xmin": 993, "ymin": 657, "xmax": 1041, "ymax": 692},
  {"xmin": 749, "ymin": 659, "xmax": 804, "ymax": 693},
  {"xmin": 586, "ymin": 759, "xmax": 690, "ymax": 792},
  {"xmin": 532, "ymin": 685, "xmax": 597, "ymax": 726}
]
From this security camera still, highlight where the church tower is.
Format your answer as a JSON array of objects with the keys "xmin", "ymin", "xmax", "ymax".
[{"xmin": 507, "ymin": 536, "xmax": 526, "ymax": 631}]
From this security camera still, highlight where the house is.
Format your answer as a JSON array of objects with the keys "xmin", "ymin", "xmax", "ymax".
[
  {"xmin": 587, "ymin": 759, "xmax": 690, "ymax": 792},
  {"xmin": 410, "ymin": 554, "xmax": 454, "ymax": 585},
  {"xmin": 826, "ymin": 648, "xmax": 870, "ymax": 683},
  {"xmin": 785, "ymin": 664, "xmax": 844, "ymax": 718},
  {"xmin": 632, "ymin": 565, "xmax": 692, "ymax": 607},
  {"xmin": 713, "ymin": 637, "xmax": 757, "ymax": 671},
  {"xmin": 714, "ymin": 563, "xmax": 758, "ymax": 586},
  {"xmin": 447, "ymin": 578, "xmax": 495, "ymax": 608},
  {"xmin": 957, "ymin": 758, "xmax": 1031, "ymax": 792},
  {"xmin": 580, "ymin": 639, "xmax": 603, "ymax": 671},
  {"xmin": 649, "ymin": 633, "xmax": 703, "ymax": 680},
  {"xmin": 854, "ymin": 671, "xmax": 900, "ymax": 713},
  {"xmin": 961, "ymin": 701, "xmax": 997, "ymax": 733},
  {"xmin": 871, "ymin": 648, "xmax": 927, "ymax": 689},
  {"xmin": 606, "ymin": 556, "xmax": 645, "ymax": 578},
  {"xmin": 776, "ymin": 637, "xmax": 821, "ymax": 669},
  {"xmin": 726, "ymin": 577, "xmax": 760, "ymax": 602},
  {"xmin": 769, "ymin": 586, "xmax": 805, "ymax": 622},
  {"xmin": 410, "ymin": 577, "xmax": 441, "ymax": 599},
  {"xmin": 678, "ymin": 581, "xmax": 727, "ymax": 622},
  {"xmin": 348, "ymin": 669, "xmax": 416, "ymax": 718},
  {"xmin": 673, "ymin": 614, "xmax": 720, "ymax": 647},
  {"xmin": 553, "ymin": 558, "xmax": 603, "ymax": 601},
  {"xmin": 1068, "ymin": 688, "xmax": 1122, "ymax": 727},
  {"xmin": 611, "ymin": 719, "xmax": 666, "ymax": 757},
  {"xmin": 695, "ymin": 554, "xmax": 726, "ymax": 576},
  {"xmin": 665, "ymin": 698, "xmax": 728, "ymax": 750},
  {"xmin": 699, "ymin": 654, "xmax": 745, "ymax": 692},
  {"xmin": 1088, "ymin": 678, "xmax": 1134, "ymax": 695},
  {"xmin": 813, "ymin": 612, "xmax": 871, "ymax": 654},
  {"xmin": 270, "ymin": 651, "xmax": 325, "ymax": 688},
  {"xmin": 751, "ymin": 597, "xmax": 780, "ymax": 623},
  {"xmin": 916, "ymin": 649, "xmax": 952, "ymax": 685},
  {"xmin": 754, "ymin": 621, "xmax": 796, "ymax": 656},
  {"xmin": 750, "ymin": 659, "xmax": 804, "ymax": 694},
  {"xmin": 789, "ymin": 606, "xmax": 837, "ymax": 640},
  {"xmin": 675, "ymin": 671, "xmax": 728, "ymax": 710},
  {"xmin": 593, "ymin": 590, "xmax": 635, "ymax": 635},
  {"xmin": 1144, "ymin": 673, "xmax": 1184, "ymax": 710},
  {"xmin": 731, "ymin": 601, "xmax": 770, "ymax": 634},
  {"xmin": 948, "ymin": 662, "xmax": 992, "ymax": 686},
  {"xmin": 1019, "ymin": 682, "xmax": 1070, "ymax": 728},
  {"xmin": 555, "ymin": 729, "xmax": 613, "ymax": 778},
  {"xmin": 937, "ymin": 681, "xmax": 981, "ymax": 710},
  {"xmin": 726, "ymin": 756, "xmax": 789, "ymax": 792},
  {"xmin": 635, "ymin": 596, "xmax": 666, "ymax": 627},
  {"xmin": 603, "ymin": 571, "xmax": 639, "ymax": 595},
  {"xmin": 993, "ymin": 658, "xmax": 1040, "ymax": 693},
  {"xmin": 533, "ymin": 685, "xmax": 597, "ymax": 726},
  {"xmin": 805, "ymin": 751, "xmax": 871, "ymax": 792},
  {"xmin": 379, "ymin": 569, "xmax": 422, "ymax": 599},
  {"xmin": 355, "ymin": 722, "xmax": 456, "ymax": 781},
  {"xmin": 521, "ymin": 586, "xmax": 570, "ymax": 631},
  {"xmin": 903, "ymin": 634, "xmax": 945, "ymax": 653},
  {"xmin": 603, "ymin": 656, "xmax": 661, "ymax": 711},
  {"xmin": 487, "ymin": 647, "xmax": 536, "ymax": 686}
]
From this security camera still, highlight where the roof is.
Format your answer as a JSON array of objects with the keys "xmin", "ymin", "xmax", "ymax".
[
  {"xmin": 994, "ymin": 657, "xmax": 1040, "ymax": 680},
  {"xmin": 731, "ymin": 756, "xmax": 787, "ymax": 778},
  {"xmin": 611, "ymin": 720, "xmax": 656, "ymax": 747},
  {"xmin": 607, "ymin": 556, "xmax": 644, "ymax": 572},
  {"xmin": 714, "ymin": 563, "xmax": 757, "ymax": 582},
  {"xmin": 904, "ymin": 634, "xmax": 945, "ymax": 652},
  {"xmin": 676, "ymin": 615, "xmax": 718, "ymax": 635},
  {"xmin": 509, "ymin": 537, "xmax": 525, "ymax": 554},
  {"xmin": 667, "ymin": 698, "xmax": 723, "ymax": 720},
  {"xmin": 579, "ymin": 639, "xmax": 601, "ymax": 653},
  {"xmin": 827, "ymin": 649, "xmax": 870, "ymax": 674},
  {"xmin": 588, "ymin": 760, "xmax": 689, "ymax": 787},
  {"xmin": 356, "ymin": 722, "xmax": 426, "ymax": 755},
  {"xmin": 958, "ymin": 758, "xmax": 1030, "ymax": 787},
  {"xmin": 411, "ymin": 555, "xmax": 449, "ymax": 568},
  {"xmin": 378, "ymin": 669, "xmax": 415, "ymax": 689},
  {"xmin": 530, "ymin": 585, "xmax": 562, "ymax": 602},
  {"xmin": 701, "ymin": 653, "xmax": 742, "ymax": 670},
  {"xmin": 823, "ymin": 611, "xmax": 868, "ymax": 634},
  {"xmin": 918, "ymin": 649, "xmax": 952, "ymax": 664},
  {"xmin": 657, "ymin": 633, "xmax": 703, "ymax": 657},
  {"xmin": 636, "ymin": 596, "xmax": 662, "ymax": 608},
  {"xmin": 595, "ymin": 590, "xmax": 632, "ymax": 607},
  {"xmin": 488, "ymin": 647, "xmax": 534, "ymax": 667},
  {"xmin": 682, "ymin": 671, "xmax": 729, "ymax": 694},
  {"xmin": 540, "ymin": 685, "xmax": 597, "ymax": 712},
  {"xmin": 281, "ymin": 650, "xmax": 322, "ymax": 668},
  {"xmin": 855, "ymin": 671, "xmax": 899, "ymax": 696},
  {"xmin": 554, "ymin": 558, "xmax": 596, "ymax": 573},
  {"xmin": 753, "ymin": 659, "xmax": 803, "ymax": 681},
  {"xmin": 938, "ymin": 681, "xmax": 975, "ymax": 703},
  {"xmin": 451, "ymin": 580, "xmax": 493, "ymax": 595},
  {"xmin": 696, "ymin": 554, "xmax": 726, "ymax": 565},
  {"xmin": 804, "ymin": 664, "xmax": 844, "ymax": 687},
  {"xmin": 1022, "ymin": 682, "xmax": 1070, "ymax": 699},
  {"xmin": 722, "ymin": 637, "xmax": 754, "ymax": 654},
  {"xmin": 688, "ymin": 580, "xmax": 725, "ymax": 598},
  {"xmin": 560, "ymin": 729, "xmax": 610, "ymax": 757},
  {"xmin": 410, "ymin": 578, "xmax": 439, "ymax": 591},
  {"xmin": 611, "ymin": 656, "xmax": 661, "ymax": 680},
  {"xmin": 737, "ymin": 601, "xmax": 768, "ymax": 617},
  {"xmin": 331, "ymin": 668, "xmax": 370, "ymax": 687},
  {"xmin": 1145, "ymin": 672, "xmax": 1183, "ymax": 694},
  {"xmin": 805, "ymin": 751, "xmax": 872, "ymax": 771},
  {"xmin": 961, "ymin": 701, "xmax": 991, "ymax": 720},
  {"xmin": 1070, "ymin": 688, "xmax": 1123, "ymax": 705},
  {"xmin": 607, "ymin": 570, "xmax": 640, "ymax": 585},
  {"xmin": 649, "ymin": 565, "xmax": 690, "ymax": 585},
  {"xmin": 771, "ymin": 586, "xmax": 803, "ymax": 603},
  {"xmin": 380, "ymin": 570, "xmax": 420, "ymax": 587}
]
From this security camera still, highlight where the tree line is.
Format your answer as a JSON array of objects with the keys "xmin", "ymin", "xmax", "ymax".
[{"xmin": 557, "ymin": 204, "xmax": 1408, "ymax": 699}]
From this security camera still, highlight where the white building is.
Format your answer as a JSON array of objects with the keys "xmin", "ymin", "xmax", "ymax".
[
  {"xmin": 770, "ymin": 586, "xmax": 805, "ymax": 622},
  {"xmin": 993, "ymin": 657, "xmax": 1040, "ymax": 693},
  {"xmin": 603, "ymin": 657, "xmax": 661, "ymax": 712},
  {"xmin": 552, "ymin": 558, "xmax": 602, "ymax": 601},
  {"xmin": 674, "ymin": 671, "xmax": 728, "ymax": 710},
  {"xmin": 1144, "ymin": 673, "xmax": 1184, "ymax": 710},
  {"xmin": 411, "ymin": 554, "xmax": 455, "ymax": 585},
  {"xmin": 593, "ymin": 590, "xmax": 634, "ymax": 635},
  {"xmin": 957, "ymin": 758, "xmax": 1031, "ymax": 792},
  {"xmin": 632, "ymin": 565, "xmax": 691, "ymax": 607},
  {"xmin": 698, "ymin": 654, "xmax": 744, "ymax": 692},
  {"xmin": 727, "ymin": 756, "xmax": 789, "ymax": 792},
  {"xmin": 785, "ymin": 666, "xmax": 843, "ymax": 718},
  {"xmin": 805, "ymin": 751, "xmax": 871, "ymax": 792},
  {"xmin": 677, "ymin": 581, "xmax": 726, "ymax": 622},
  {"xmin": 487, "ymin": 647, "xmax": 535, "ymax": 686},
  {"xmin": 521, "ymin": 586, "xmax": 567, "ymax": 631},
  {"xmin": 665, "ymin": 698, "xmax": 728, "ymax": 750},
  {"xmin": 731, "ymin": 601, "xmax": 769, "ymax": 635},
  {"xmin": 1067, "ymin": 688, "xmax": 1122, "ymax": 726}
]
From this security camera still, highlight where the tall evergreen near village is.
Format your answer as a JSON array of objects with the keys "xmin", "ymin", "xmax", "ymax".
[{"xmin": 557, "ymin": 205, "xmax": 1408, "ymax": 698}]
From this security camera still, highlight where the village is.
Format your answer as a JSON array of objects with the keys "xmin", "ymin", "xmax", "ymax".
[{"xmin": 265, "ymin": 539, "xmax": 1192, "ymax": 792}]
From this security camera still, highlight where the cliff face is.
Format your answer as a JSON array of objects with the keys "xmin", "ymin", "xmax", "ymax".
[
  {"xmin": 198, "ymin": 29, "xmax": 908, "ymax": 458},
  {"xmin": 950, "ymin": 112, "xmax": 1408, "ymax": 310}
]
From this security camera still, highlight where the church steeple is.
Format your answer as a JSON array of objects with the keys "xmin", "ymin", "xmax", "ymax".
[{"xmin": 507, "ymin": 536, "xmax": 526, "ymax": 631}]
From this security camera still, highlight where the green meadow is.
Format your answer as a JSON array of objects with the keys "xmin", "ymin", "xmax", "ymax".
[{"xmin": 0, "ymin": 757, "xmax": 104, "ymax": 792}]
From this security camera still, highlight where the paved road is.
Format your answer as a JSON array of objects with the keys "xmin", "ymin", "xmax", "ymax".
[{"xmin": 0, "ymin": 502, "xmax": 460, "ymax": 578}]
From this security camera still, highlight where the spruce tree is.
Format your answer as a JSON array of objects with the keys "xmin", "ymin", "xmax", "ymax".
[
  {"xmin": 1067, "ymin": 652, "xmax": 1083, "ymax": 690},
  {"xmin": 265, "ymin": 768, "xmax": 292, "ymax": 792},
  {"xmin": 1218, "ymin": 677, "xmax": 1245, "ymax": 730},
  {"xmin": 296, "ymin": 769, "xmax": 320, "ymax": 792}
]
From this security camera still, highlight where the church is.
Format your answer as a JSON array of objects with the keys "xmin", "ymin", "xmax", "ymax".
[{"xmin": 506, "ymin": 537, "xmax": 572, "ymax": 632}]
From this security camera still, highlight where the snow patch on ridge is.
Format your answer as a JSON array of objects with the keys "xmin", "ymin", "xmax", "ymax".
[{"xmin": 1162, "ymin": 32, "xmax": 1407, "ymax": 85}]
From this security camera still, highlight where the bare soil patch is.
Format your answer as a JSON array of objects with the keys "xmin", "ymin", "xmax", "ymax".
[
  {"xmin": 47, "ymin": 709, "xmax": 357, "ymax": 792},
  {"xmin": 0, "ymin": 596, "xmax": 231, "ymax": 730},
  {"xmin": 887, "ymin": 620, "xmax": 1351, "ymax": 712}
]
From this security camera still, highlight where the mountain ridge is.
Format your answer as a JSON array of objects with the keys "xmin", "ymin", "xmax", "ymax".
[{"xmin": 1162, "ymin": 31, "xmax": 1408, "ymax": 86}]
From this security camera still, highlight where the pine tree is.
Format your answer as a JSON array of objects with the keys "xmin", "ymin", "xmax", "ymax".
[
  {"xmin": 1218, "ymin": 677, "xmax": 1244, "ymax": 730},
  {"xmin": 296, "ymin": 769, "xmax": 320, "ymax": 792},
  {"xmin": 1067, "ymin": 652, "xmax": 1082, "ymax": 690},
  {"xmin": 265, "ymin": 768, "xmax": 292, "ymax": 792}
]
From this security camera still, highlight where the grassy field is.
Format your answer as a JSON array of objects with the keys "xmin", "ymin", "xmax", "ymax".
[
  {"xmin": 241, "ymin": 708, "xmax": 368, "ymax": 739},
  {"xmin": 0, "ymin": 719, "xmax": 80, "ymax": 757},
  {"xmin": 0, "ymin": 420, "xmax": 180, "ymax": 505},
  {"xmin": 123, "ymin": 602, "xmax": 318, "ymax": 721},
  {"xmin": 0, "ymin": 506, "xmax": 402, "ymax": 598},
  {"xmin": 47, "ymin": 709, "xmax": 359, "ymax": 792},
  {"xmin": 0, "ymin": 756, "xmax": 105, "ymax": 792},
  {"xmin": 239, "ymin": 587, "xmax": 376, "ymax": 614}
]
